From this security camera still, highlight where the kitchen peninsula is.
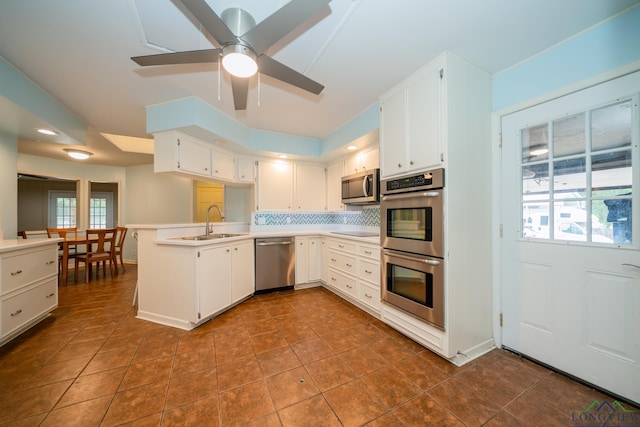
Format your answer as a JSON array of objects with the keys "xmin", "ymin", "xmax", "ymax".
[{"xmin": 132, "ymin": 223, "xmax": 381, "ymax": 332}]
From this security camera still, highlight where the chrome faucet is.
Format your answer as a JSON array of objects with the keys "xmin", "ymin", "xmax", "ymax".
[{"xmin": 205, "ymin": 204, "xmax": 225, "ymax": 236}]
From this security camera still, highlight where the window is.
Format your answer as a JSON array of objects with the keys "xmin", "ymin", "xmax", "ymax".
[
  {"xmin": 49, "ymin": 191, "xmax": 77, "ymax": 228},
  {"xmin": 90, "ymin": 192, "xmax": 114, "ymax": 229},
  {"xmin": 521, "ymin": 99, "xmax": 634, "ymax": 244}
]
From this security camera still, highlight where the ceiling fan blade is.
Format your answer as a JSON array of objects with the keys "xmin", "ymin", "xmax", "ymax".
[
  {"xmin": 257, "ymin": 55, "xmax": 324, "ymax": 95},
  {"xmin": 179, "ymin": 0, "xmax": 237, "ymax": 46},
  {"xmin": 231, "ymin": 76, "xmax": 249, "ymax": 110},
  {"xmin": 131, "ymin": 49, "xmax": 220, "ymax": 66},
  {"xmin": 241, "ymin": 0, "xmax": 330, "ymax": 56}
]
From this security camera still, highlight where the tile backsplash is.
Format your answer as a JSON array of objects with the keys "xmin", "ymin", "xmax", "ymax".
[{"xmin": 251, "ymin": 208, "xmax": 380, "ymax": 232}]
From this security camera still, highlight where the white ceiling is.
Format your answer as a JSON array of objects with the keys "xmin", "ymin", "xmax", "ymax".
[{"xmin": 1, "ymin": 0, "xmax": 639, "ymax": 167}]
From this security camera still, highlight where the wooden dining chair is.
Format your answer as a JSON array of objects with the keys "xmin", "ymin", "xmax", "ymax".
[
  {"xmin": 114, "ymin": 226, "xmax": 128, "ymax": 273},
  {"xmin": 46, "ymin": 227, "xmax": 81, "ymax": 276},
  {"xmin": 74, "ymin": 228, "xmax": 117, "ymax": 283},
  {"xmin": 19, "ymin": 230, "xmax": 49, "ymax": 239}
]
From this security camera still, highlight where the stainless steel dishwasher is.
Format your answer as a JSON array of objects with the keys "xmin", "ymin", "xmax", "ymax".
[{"xmin": 254, "ymin": 237, "xmax": 295, "ymax": 293}]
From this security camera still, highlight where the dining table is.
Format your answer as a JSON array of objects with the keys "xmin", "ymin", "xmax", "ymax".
[{"xmin": 58, "ymin": 234, "xmax": 116, "ymax": 284}]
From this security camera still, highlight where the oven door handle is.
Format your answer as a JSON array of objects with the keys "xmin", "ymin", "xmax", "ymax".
[
  {"xmin": 382, "ymin": 191, "xmax": 440, "ymax": 201},
  {"xmin": 386, "ymin": 250, "xmax": 441, "ymax": 265}
]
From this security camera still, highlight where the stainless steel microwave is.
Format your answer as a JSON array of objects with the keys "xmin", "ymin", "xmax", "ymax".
[{"xmin": 341, "ymin": 169, "xmax": 380, "ymax": 205}]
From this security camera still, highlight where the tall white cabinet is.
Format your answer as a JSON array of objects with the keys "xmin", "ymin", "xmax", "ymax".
[{"xmin": 379, "ymin": 51, "xmax": 494, "ymax": 365}]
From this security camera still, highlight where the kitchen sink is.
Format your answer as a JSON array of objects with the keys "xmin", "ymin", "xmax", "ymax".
[{"xmin": 178, "ymin": 233, "xmax": 247, "ymax": 240}]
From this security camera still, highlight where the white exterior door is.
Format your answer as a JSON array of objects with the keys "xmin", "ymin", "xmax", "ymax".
[{"xmin": 500, "ymin": 72, "xmax": 640, "ymax": 404}]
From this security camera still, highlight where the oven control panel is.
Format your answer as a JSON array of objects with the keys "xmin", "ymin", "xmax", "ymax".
[{"xmin": 382, "ymin": 168, "xmax": 444, "ymax": 194}]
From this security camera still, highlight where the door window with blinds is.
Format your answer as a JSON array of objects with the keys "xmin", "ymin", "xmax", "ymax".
[{"xmin": 520, "ymin": 99, "xmax": 635, "ymax": 245}]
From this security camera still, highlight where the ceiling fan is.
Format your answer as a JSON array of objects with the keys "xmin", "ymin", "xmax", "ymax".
[{"xmin": 131, "ymin": 0, "xmax": 330, "ymax": 110}]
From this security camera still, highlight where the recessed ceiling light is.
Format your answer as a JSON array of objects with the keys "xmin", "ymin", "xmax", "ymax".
[
  {"xmin": 37, "ymin": 128, "xmax": 59, "ymax": 136},
  {"xmin": 278, "ymin": 154, "xmax": 288, "ymax": 159},
  {"xmin": 347, "ymin": 145, "xmax": 357, "ymax": 151},
  {"xmin": 63, "ymin": 148, "xmax": 93, "ymax": 160}
]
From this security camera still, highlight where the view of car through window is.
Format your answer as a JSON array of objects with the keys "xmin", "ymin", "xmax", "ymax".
[{"xmin": 520, "ymin": 100, "xmax": 633, "ymax": 245}]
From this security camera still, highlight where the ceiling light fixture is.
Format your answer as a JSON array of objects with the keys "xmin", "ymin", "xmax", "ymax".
[
  {"xmin": 278, "ymin": 154, "xmax": 288, "ymax": 159},
  {"xmin": 64, "ymin": 148, "xmax": 93, "ymax": 160},
  {"xmin": 221, "ymin": 44, "xmax": 258, "ymax": 78},
  {"xmin": 347, "ymin": 145, "xmax": 357, "ymax": 151},
  {"xmin": 37, "ymin": 128, "xmax": 59, "ymax": 136}
]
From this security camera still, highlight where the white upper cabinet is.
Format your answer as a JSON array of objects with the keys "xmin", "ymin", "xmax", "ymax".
[
  {"xmin": 155, "ymin": 131, "xmax": 212, "ymax": 177},
  {"xmin": 295, "ymin": 163, "xmax": 326, "ymax": 211},
  {"xmin": 380, "ymin": 56, "xmax": 443, "ymax": 178},
  {"xmin": 211, "ymin": 149, "xmax": 235, "ymax": 181},
  {"xmin": 256, "ymin": 160, "xmax": 294, "ymax": 210},
  {"xmin": 326, "ymin": 161, "xmax": 344, "ymax": 211},
  {"xmin": 236, "ymin": 158, "xmax": 255, "ymax": 183},
  {"xmin": 345, "ymin": 147, "xmax": 380, "ymax": 175}
]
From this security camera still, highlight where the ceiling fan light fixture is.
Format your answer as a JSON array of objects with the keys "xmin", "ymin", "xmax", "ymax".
[
  {"xmin": 64, "ymin": 148, "xmax": 93, "ymax": 160},
  {"xmin": 221, "ymin": 44, "xmax": 257, "ymax": 78}
]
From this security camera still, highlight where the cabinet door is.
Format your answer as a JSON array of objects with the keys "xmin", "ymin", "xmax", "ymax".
[
  {"xmin": 236, "ymin": 158, "xmax": 255, "ymax": 183},
  {"xmin": 326, "ymin": 161, "xmax": 344, "ymax": 211},
  {"xmin": 362, "ymin": 147, "xmax": 380, "ymax": 171},
  {"xmin": 179, "ymin": 137, "xmax": 212, "ymax": 176},
  {"xmin": 257, "ymin": 161, "xmax": 293, "ymax": 210},
  {"xmin": 197, "ymin": 246, "xmax": 231, "ymax": 320},
  {"xmin": 380, "ymin": 89, "xmax": 407, "ymax": 178},
  {"xmin": 295, "ymin": 164, "xmax": 326, "ymax": 211},
  {"xmin": 211, "ymin": 150, "xmax": 235, "ymax": 181},
  {"xmin": 295, "ymin": 237, "xmax": 308, "ymax": 284},
  {"xmin": 307, "ymin": 237, "xmax": 323, "ymax": 282},
  {"xmin": 231, "ymin": 241, "xmax": 254, "ymax": 303},
  {"xmin": 406, "ymin": 67, "xmax": 442, "ymax": 171}
]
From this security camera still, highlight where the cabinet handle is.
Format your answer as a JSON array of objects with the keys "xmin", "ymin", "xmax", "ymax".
[
  {"xmin": 338, "ymin": 245, "xmax": 344, "ymax": 248},
  {"xmin": 346, "ymin": 284, "xmax": 353, "ymax": 289},
  {"xmin": 331, "ymin": 277, "xmax": 337, "ymax": 281},
  {"xmin": 234, "ymin": 248, "xmax": 238, "ymax": 251},
  {"xmin": 46, "ymin": 260, "xmax": 56, "ymax": 265},
  {"xmin": 331, "ymin": 258, "xmax": 337, "ymax": 262},
  {"xmin": 204, "ymin": 167, "xmax": 208, "ymax": 171},
  {"xmin": 311, "ymin": 241, "xmax": 315, "ymax": 245},
  {"xmin": 226, "ymin": 249, "xmax": 230, "ymax": 253},
  {"xmin": 397, "ymin": 163, "xmax": 402, "ymax": 168},
  {"xmin": 11, "ymin": 309, "xmax": 22, "ymax": 317},
  {"xmin": 346, "ymin": 263, "xmax": 352, "ymax": 267},
  {"xmin": 364, "ymin": 250, "xmax": 372, "ymax": 255},
  {"xmin": 46, "ymin": 293, "xmax": 55, "ymax": 298},
  {"xmin": 11, "ymin": 270, "xmax": 23, "ymax": 276},
  {"xmin": 364, "ymin": 270, "xmax": 372, "ymax": 274},
  {"xmin": 365, "ymin": 293, "xmax": 372, "ymax": 299},
  {"xmin": 215, "ymin": 170, "xmax": 219, "ymax": 173},
  {"xmin": 410, "ymin": 160, "xmax": 414, "ymax": 165}
]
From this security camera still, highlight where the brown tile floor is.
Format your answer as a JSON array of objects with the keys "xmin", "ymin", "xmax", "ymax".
[{"xmin": 0, "ymin": 266, "xmax": 636, "ymax": 426}]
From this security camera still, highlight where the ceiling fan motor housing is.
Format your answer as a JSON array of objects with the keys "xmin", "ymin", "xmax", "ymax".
[{"xmin": 221, "ymin": 8, "xmax": 256, "ymax": 38}]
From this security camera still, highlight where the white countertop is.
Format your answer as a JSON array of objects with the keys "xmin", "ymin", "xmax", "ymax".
[
  {"xmin": 0, "ymin": 238, "xmax": 62, "ymax": 254},
  {"xmin": 154, "ymin": 230, "xmax": 380, "ymax": 247}
]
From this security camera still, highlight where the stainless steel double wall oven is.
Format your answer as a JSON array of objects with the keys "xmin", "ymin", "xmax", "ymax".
[{"xmin": 380, "ymin": 168, "xmax": 445, "ymax": 330}]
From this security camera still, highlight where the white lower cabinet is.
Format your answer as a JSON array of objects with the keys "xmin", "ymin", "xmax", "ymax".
[
  {"xmin": 324, "ymin": 237, "xmax": 381, "ymax": 316},
  {"xmin": 230, "ymin": 241, "xmax": 254, "ymax": 303},
  {"xmin": 197, "ymin": 246, "xmax": 231, "ymax": 321},
  {"xmin": 197, "ymin": 240, "xmax": 255, "ymax": 321},
  {"xmin": 295, "ymin": 236, "xmax": 323, "ymax": 285},
  {"xmin": 0, "ymin": 241, "xmax": 59, "ymax": 346}
]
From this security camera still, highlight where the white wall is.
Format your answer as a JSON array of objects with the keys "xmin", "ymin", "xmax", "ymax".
[{"xmin": 0, "ymin": 132, "xmax": 18, "ymax": 238}]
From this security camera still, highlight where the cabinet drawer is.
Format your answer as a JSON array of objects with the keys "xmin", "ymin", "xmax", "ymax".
[
  {"xmin": 1, "ymin": 278, "xmax": 57, "ymax": 336},
  {"xmin": 326, "ymin": 268, "xmax": 357, "ymax": 297},
  {"xmin": 358, "ymin": 259, "xmax": 380, "ymax": 286},
  {"xmin": 328, "ymin": 239, "xmax": 356, "ymax": 253},
  {"xmin": 359, "ymin": 281, "xmax": 381, "ymax": 312},
  {"xmin": 327, "ymin": 251, "xmax": 357, "ymax": 275},
  {"xmin": 1, "ymin": 247, "xmax": 58, "ymax": 294},
  {"xmin": 358, "ymin": 244, "xmax": 379, "ymax": 260}
]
